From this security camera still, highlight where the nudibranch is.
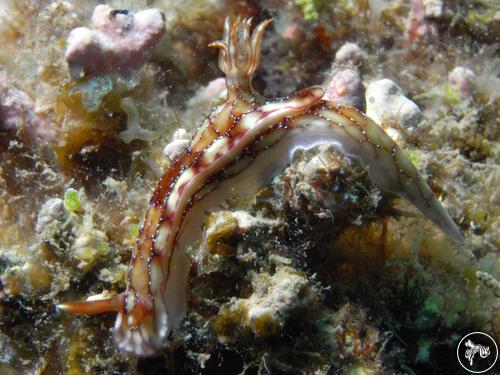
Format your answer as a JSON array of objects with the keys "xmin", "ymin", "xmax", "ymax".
[{"xmin": 58, "ymin": 17, "xmax": 464, "ymax": 356}]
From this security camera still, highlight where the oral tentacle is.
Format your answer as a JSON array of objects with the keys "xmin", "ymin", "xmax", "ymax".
[{"xmin": 57, "ymin": 294, "xmax": 124, "ymax": 315}]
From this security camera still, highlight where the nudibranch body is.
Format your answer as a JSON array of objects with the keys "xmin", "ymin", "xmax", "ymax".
[{"xmin": 58, "ymin": 17, "xmax": 463, "ymax": 356}]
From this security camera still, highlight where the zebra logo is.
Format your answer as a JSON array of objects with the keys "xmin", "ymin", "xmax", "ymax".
[{"xmin": 457, "ymin": 332, "xmax": 498, "ymax": 373}]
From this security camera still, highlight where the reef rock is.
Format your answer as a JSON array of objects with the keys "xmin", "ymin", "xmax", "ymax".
[{"xmin": 366, "ymin": 78, "xmax": 421, "ymax": 129}]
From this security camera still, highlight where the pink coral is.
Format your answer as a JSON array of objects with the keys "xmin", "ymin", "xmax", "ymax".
[
  {"xmin": 448, "ymin": 66, "xmax": 475, "ymax": 99},
  {"xmin": 0, "ymin": 74, "xmax": 54, "ymax": 143},
  {"xmin": 406, "ymin": 0, "xmax": 438, "ymax": 44},
  {"xmin": 323, "ymin": 68, "xmax": 366, "ymax": 111},
  {"xmin": 65, "ymin": 5, "xmax": 165, "ymax": 79},
  {"xmin": 334, "ymin": 42, "xmax": 366, "ymax": 67},
  {"xmin": 191, "ymin": 77, "xmax": 227, "ymax": 107}
]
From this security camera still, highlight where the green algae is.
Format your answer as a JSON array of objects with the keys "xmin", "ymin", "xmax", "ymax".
[{"xmin": 63, "ymin": 188, "xmax": 81, "ymax": 212}]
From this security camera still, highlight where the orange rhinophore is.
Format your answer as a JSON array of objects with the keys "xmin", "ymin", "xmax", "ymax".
[{"xmin": 58, "ymin": 17, "xmax": 463, "ymax": 357}]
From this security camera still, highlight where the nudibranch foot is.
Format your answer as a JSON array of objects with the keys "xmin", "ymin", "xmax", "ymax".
[{"xmin": 113, "ymin": 302, "xmax": 160, "ymax": 357}]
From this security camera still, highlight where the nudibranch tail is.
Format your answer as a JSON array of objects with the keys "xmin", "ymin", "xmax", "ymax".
[{"xmin": 286, "ymin": 103, "xmax": 464, "ymax": 243}]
